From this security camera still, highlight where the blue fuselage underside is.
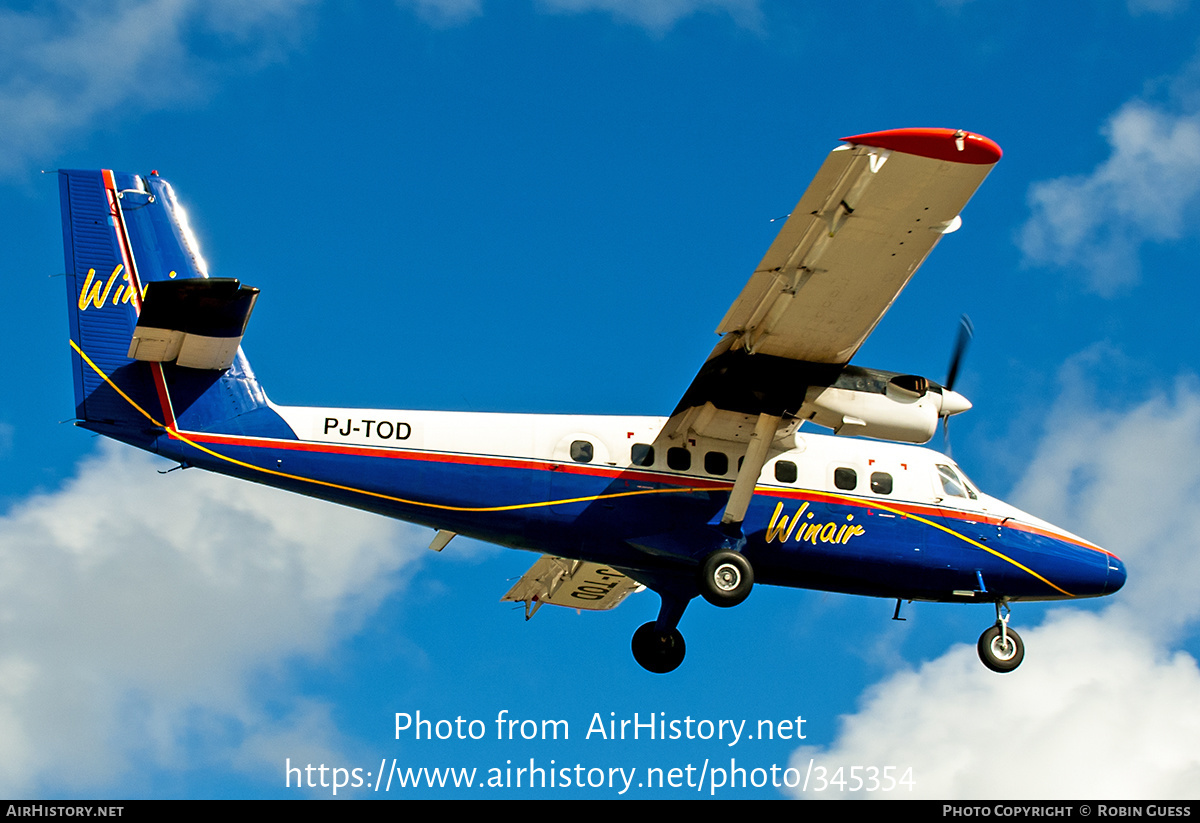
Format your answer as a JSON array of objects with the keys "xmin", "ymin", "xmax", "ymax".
[{"xmin": 137, "ymin": 426, "xmax": 1118, "ymax": 605}]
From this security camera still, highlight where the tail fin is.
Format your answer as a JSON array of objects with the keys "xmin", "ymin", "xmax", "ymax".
[{"xmin": 59, "ymin": 169, "xmax": 287, "ymax": 445}]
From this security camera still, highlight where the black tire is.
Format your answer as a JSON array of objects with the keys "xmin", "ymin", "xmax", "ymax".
[
  {"xmin": 977, "ymin": 625, "xmax": 1024, "ymax": 673},
  {"xmin": 631, "ymin": 621, "xmax": 686, "ymax": 674},
  {"xmin": 698, "ymin": 550, "xmax": 754, "ymax": 608}
]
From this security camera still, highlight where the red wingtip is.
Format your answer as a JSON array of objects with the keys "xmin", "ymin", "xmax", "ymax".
[{"xmin": 840, "ymin": 128, "xmax": 1002, "ymax": 165}]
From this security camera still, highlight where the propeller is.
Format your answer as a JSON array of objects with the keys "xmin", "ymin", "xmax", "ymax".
[
  {"xmin": 945, "ymin": 314, "xmax": 974, "ymax": 391},
  {"xmin": 941, "ymin": 314, "xmax": 974, "ymax": 453}
]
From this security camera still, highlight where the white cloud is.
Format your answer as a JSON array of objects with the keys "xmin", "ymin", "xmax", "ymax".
[
  {"xmin": 396, "ymin": 0, "xmax": 763, "ymax": 32},
  {"xmin": 1019, "ymin": 101, "xmax": 1200, "ymax": 295},
  {"xmin": 789, "ymin": 366, "xmax": 1200, "ymax": 799},
  {"xmin": 396, "ymin": 0, "xmax": 484, "ymax": 27},
  {"xmin": 537, "ymin": 0, "xmax": 763, "ymax": 32},
  {"xmin": 0, "ymin": 0, "xmax": 765, "ymax": 175},
  {"xmin": 0, "ymin": 442, "xmax": 423, "ymax": 795},
  {"xmin": 1008, "ymin": 361, "xmax": 1200, "ymax": 641},
  {"xmin": 791, "ymin": 610, "xmax": 1200, "ymax": 799},
  {"xmin": 0, "ymin": 0, "xmax": 313, "ymax": 178},
  {"xmin": 1127, "ymin": 0, "xmax": 1189, "ymax": 15}
]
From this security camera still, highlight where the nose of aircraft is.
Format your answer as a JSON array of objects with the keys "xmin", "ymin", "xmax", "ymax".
[{"xmin": 1105, "ymin": 554, "xmax": 1127, "ymax": 594}]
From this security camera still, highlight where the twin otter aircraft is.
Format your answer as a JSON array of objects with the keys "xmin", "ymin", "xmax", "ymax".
[{"xmin": 58, "ymin": 128, "xmax": 1125, "ymax": 674}]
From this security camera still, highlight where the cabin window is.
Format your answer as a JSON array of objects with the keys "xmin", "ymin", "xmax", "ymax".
[
  {"xmin": 834, "ymin": 467, "xmax": 857, "ymax": 491},
  {"xmin": 870, "ymin": 471, "xmax": 893, "ymax": 495},
  {"xmin": 631, "ymin": 443, "xmax": 654, "ymax": 467},
  {"xmin": 774, "ymin": 460, "xmax": 798, "ymax": 484},
  {"xmin": 570, "ymin": 440, "xmax": 593, "ymax": 463},
  {"xmin": 704, "ymin": 451, "xmax": 728, "ymax": 476},
  {"xmin": 667, "ymin": 447, "xmax": 691, "ymax": 471}
]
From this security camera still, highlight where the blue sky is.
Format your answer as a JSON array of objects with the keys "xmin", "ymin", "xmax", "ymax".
[{"xmin": 3, "ymin": 0, "xmax": 1200, "ymax": 799}]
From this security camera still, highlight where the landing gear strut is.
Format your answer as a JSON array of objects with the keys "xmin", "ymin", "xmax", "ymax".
[
  {"xmin": 977, "ymin": 602, "xmax": 1024, "ymax": 673},
  {"xmin": 628, "ymin": 547, "xmax": 755, "ymax": 673}
]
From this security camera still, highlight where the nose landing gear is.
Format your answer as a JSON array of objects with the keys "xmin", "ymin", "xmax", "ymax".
[{"xmin": 977, "ymin": 602, "xmax": 1024, "ymax": 673}]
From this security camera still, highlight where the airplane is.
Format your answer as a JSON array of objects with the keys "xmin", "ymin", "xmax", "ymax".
[{"xmin": 55, "ymin": 127, "xmax": 1126, "ymax": 675}]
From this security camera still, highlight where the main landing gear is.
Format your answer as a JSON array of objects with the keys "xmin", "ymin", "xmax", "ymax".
[
  {"xmin": 631, "ymin": 414, "xmax": 771, "ymax": 673},
  {"xmin": 631, "ymin": 549, "xmax": 755, "ymax": 674},
  {"xmin": 977, "ymin": 602, "xmax": 1024, "ymax": 673},
  {"xmin": 698, "ymin": 549, "xmax": 754, "ymax": 607}
]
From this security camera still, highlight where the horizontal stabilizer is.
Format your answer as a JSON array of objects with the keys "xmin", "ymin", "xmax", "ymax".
[
  {"xmin": 502, "ymin": 556, "xmax": 641, "ymax": 620},
  {"xmin": 128, "ymin": 278, "xmax": 259, "ymax": 370}
]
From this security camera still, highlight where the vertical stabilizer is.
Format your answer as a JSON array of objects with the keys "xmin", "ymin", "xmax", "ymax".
[{"xmin": 59, "ymin": 170, "xmax": 287, "ymax": 446}]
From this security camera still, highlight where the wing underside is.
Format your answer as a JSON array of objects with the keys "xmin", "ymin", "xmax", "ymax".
[
  {"xmin": 501, "ymin": 556, "xmax": 642, "ymax": 620},
  {"xmin": 664, "ymin": 128, "xmax": 1000, "ymax": 446}
]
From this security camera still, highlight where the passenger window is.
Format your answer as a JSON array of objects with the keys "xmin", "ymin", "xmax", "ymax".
[
  {"xmin": 631, "ymin": 443, "xmax": 654, "ymax": 467},
  {"xmin": 570, "ymin": 440, "xmax": 593, "ymax": 463},
  {"xmin": 704, "ymin": 451, "xmax": 728, "ymax": 476},
  {"xmin": 870, "ymin": 472, "xmax": 893, "ymax": 495},
  {"xmin": 774, "ymin": 460, "xmax": 798, "ymax": 484},
  {"xmin": 834, "ymin": 467, "xmax": 857, "ymax": 491},
  {"xmin": 667, "ymin": 447, "xmax": 691, "ymax": 471}
]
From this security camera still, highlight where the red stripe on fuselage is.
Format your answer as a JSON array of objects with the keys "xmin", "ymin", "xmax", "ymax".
[
  {"xmin": 167, "ymin": 426, "xmax": 1113, "ymax": 558},
  {"xmin": 172, "ymin": 427, "xmax": 731, "ymax": 488}
]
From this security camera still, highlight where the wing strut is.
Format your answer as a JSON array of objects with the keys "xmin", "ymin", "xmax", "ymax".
[{"xmin": 719, "ymin": 412, "xmax": 782, "ymax": 529}]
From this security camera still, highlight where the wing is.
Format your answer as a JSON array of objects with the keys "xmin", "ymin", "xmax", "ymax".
[
  {"xmin": 501, "ymin": 556, "xmax": 642, "ymax": 620},
  {"xmin": 664, "ymin": 128, "xmax": 1000, "ymax": 445},
  {"xmin": 658, "ymin": 128, "xmax": 1000, "ymax": 529}
]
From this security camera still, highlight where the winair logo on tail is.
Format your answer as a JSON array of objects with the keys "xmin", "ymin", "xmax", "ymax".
[
  {"xmin": 765, "ymin": 501, "xmax": 865, "ymax": 546},
  {"xmin": 77, "ymin": 265, "xmax": 176, "ymax": 311}
]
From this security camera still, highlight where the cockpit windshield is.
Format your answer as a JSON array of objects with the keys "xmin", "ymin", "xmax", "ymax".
[{"xmin": 937, "ymin": 463, "xmax": 978, "ymax": 500}]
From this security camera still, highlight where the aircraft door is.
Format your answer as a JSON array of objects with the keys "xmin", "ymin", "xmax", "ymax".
[{"xmin": 930, "ymin": 462, "xmax": 998, "ymax": 593}]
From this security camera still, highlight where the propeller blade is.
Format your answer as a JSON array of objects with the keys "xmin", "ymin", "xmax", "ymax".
[
  {"xmin": 945, "ymin": 314, "xmax": 974, "ymax": 390},
  {"xmin": 942, "ymin": 314, "xmax": 974, "ymax": 456}
]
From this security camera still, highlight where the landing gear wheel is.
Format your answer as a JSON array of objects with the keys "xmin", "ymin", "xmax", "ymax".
[
  {"xmin": 977, "ymin": 624, "xmax": 1024, "ymax": 673},
  {"xmin": 631, "ymin": 621, "xmax": 686, "ymax": 674},
  {"xmin": 698, "ymin": 550, "xmax": 754, "ymax": 607}
]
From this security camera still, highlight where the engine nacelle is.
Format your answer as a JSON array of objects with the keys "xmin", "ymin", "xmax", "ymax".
[
  {"xmin": 802, "ymin": 371, "xmax": 972, "ymax": 444},
  {"xmin": 803, "ymin": 385, "xmax": 938, "ymax": 443}
]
